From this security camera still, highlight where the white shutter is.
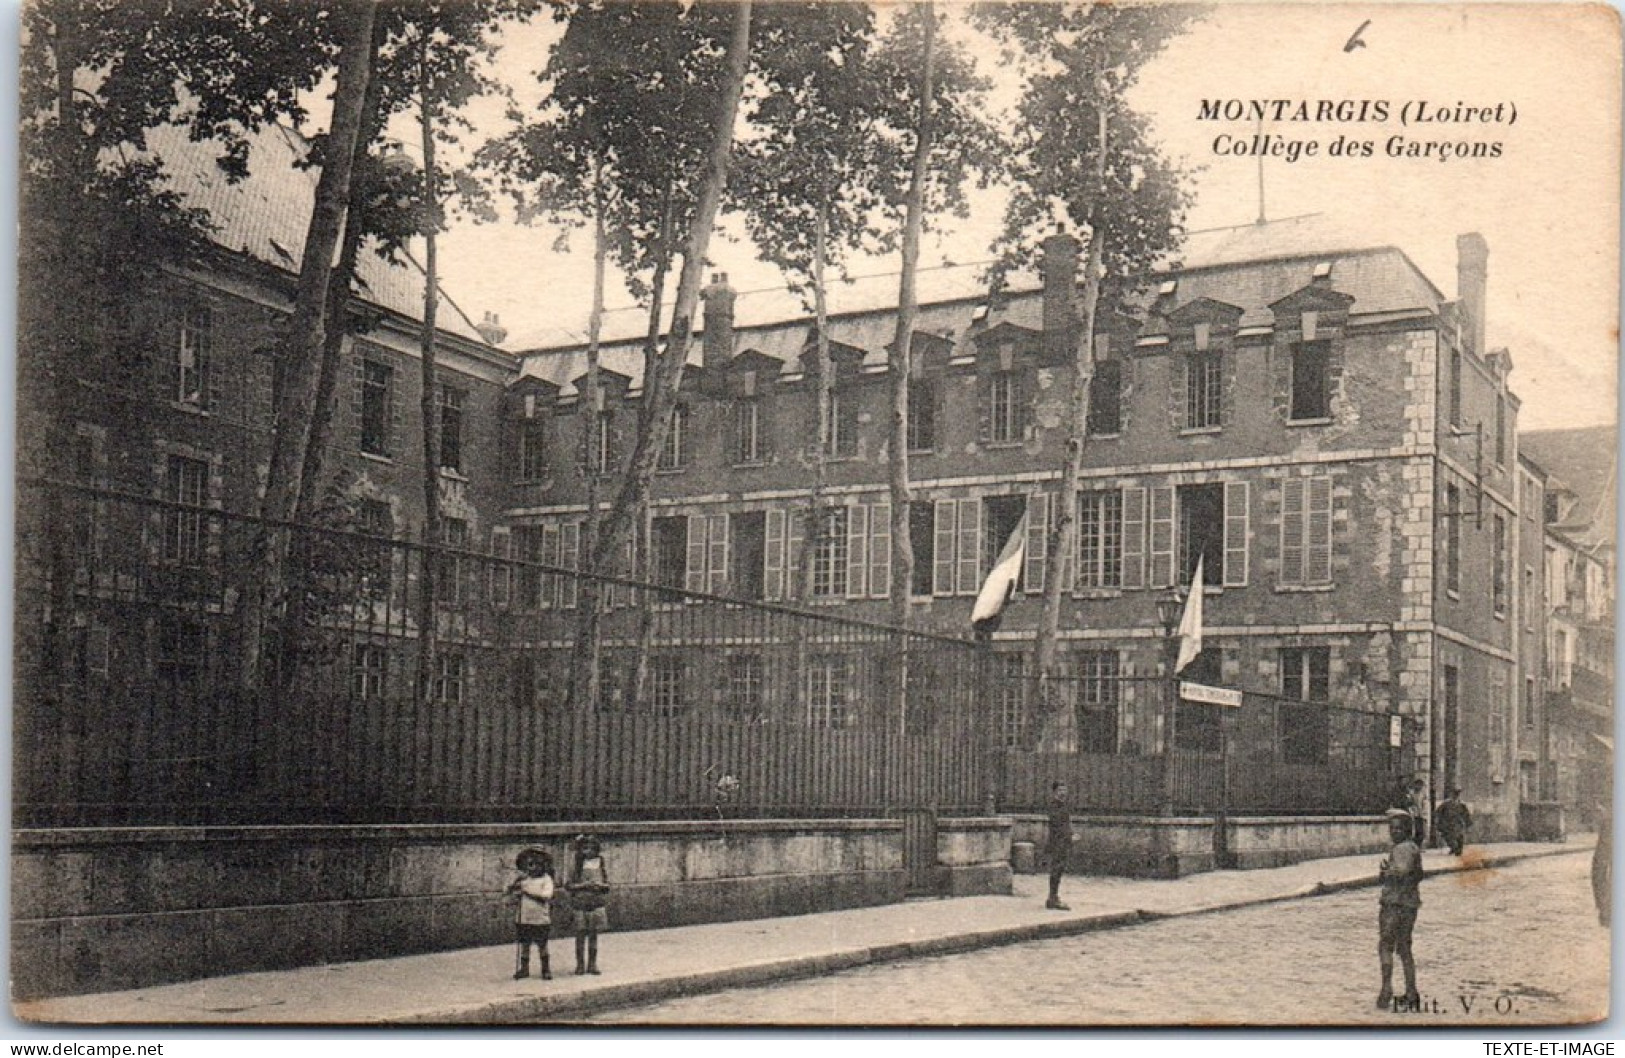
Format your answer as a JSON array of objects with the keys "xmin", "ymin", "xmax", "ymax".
[
  {"xmin": 614, "ymin": 536, "xmax": 636, "ymax": 608},
  {"xmin": 1148, "ymin": 486, "xmax": 1175, "ymax": 589},
  {"xmin": 558, "ymin": 521, "xmax": 580, "ymax": 609},
  {"xmin": 786, "ymin": 508, "xmax": 806, "ymax": 600},
  {"xmin": 1280, "ymin": 479, "xmax": 1306, "ymax": 587},
  {"xmin": 868, "ymin": 502, "xmax": 890, "ymax": 598},
  {"xmin": 955, "ymin": 497, "xmax": 982, "ymax": 595},
  {"xmin": 846, "ymin": 503, "xmax": 869, "ymax": 598},
  {"xmin": 1024, "ymin": 492, "xmax": 1049, "ymax": 594},
  {"xmin": 707, "ymin": 513, "xmax": 730, "ymax": 595},
  {"xmin": 1308, "ymin": 475, "xmax": 1333, "ymax": 585},
  {"xmin": 1121, "ymin": 486, "xmax": 1146, "ymax": 590},
  {"xmin": 933, "ymin": 499, "xmax": 957, "ymax": 597},
  {"xmin": 1223, "ymin": 481, "xmax": 1250, "ymax": 587},
  {"xmin": 765, "ymin": 509, "xmax": 786, "ymax": 601},
  {"xmin": 686, "ymin": 514, "xmax": 707, "ymax": 594}
]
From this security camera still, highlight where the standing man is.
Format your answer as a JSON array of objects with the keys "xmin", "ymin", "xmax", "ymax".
[
  {"xmin": 1046, "ymin": 780, "xmax": 1073, "ymax": 911},
  {"xmin": 1433, "ymin": 787, "xmax": 1472, "ymax": 856},
  {"xmin": 1377, "ymin": 808, "xmax": 1424, "ymax": 1011}
]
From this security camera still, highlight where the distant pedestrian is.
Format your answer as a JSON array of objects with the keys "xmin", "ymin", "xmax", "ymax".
[
  {"xmin": 1593, "ymin": 804, "xmax": 1611, "ymax": 927},
  {"xmin": 1377, "ymin": 808, "xmax": 1424, "ymax": 1011},
  {"xmin": 567, "ymin": 833, "xmax": 610, "ymax": 975},
  {"xmin": 1045, "ymin": 781, "xmax": 1074, "ymax": 911},
  {"xmin": 1434, "ymin": 787, "xmax": 1472, "ymax": 856},
  {"xmin": 505, "ymin": 847, "xmax": 555, "ymax": 981}
]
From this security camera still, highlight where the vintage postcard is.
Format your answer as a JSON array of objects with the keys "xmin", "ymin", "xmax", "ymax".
[{"xmin": 11, "ymin": 0, "xmax": 1619, "ymax": 1030}]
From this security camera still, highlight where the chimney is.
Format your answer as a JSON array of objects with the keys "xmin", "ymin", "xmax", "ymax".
[
  {"xmin": 1456, "ymin": 232, "xmax": 1488, "ymax": 357},
  {"xmin": 701, "ymin": 272, "xmax": 735, "ymax": 370},
  {"xmin": 1040, "ymin": 228, "xmax": 1081, "ymax": 337},
  {"xmin": 475, "ymin": 310, "xmax": 507, "ymax": 347}
]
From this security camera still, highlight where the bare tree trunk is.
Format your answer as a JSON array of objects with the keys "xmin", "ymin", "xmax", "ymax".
[
  {"xmin": 797, "ymin": 192, "xmax": 834, "ymax": 602},
  {"xmin": 1033, "ymin": 103, "xmax": 1108, "ymax": 747},
  {"xmin": 887, "ymin": 3, "xmax": 934, "ymax": 734},
  {"xmin": 244, "ymin": 0, "xmax": 378, "ymax": 690},
  {"xmin": 414, "ymin": 52, "xmax": 442, "ymax": 710},
  {"xmin": 588, "ymin": 0, "xmax": 751, "ymax": 578}
]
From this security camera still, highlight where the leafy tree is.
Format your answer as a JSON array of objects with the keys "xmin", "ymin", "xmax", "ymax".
[{"xmin": 977, "ymin": 3, "xmax": 1196, "ymax": 745}]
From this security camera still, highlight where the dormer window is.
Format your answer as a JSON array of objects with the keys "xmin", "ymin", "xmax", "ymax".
[
  {"xmin": 1088, "ymin": 358, "xmax": 1122, "ymax": 436},
  {"xmin": 823, "ymin": 388, "xmax": 858, "ymax": 458},
  {"xmin": 176, "ymin": 305, "xmax": 211, "ymax": 406},
  {"xmin": 989, "ymin": 370, "xmax": 1024, "ymax": 443},
  {"xmin": 1290, "ymin": 340, "xmax": 1331, "ymax": 420},
  {"xmin": 657, "ymin": 404, "xmax": 689, "ymax": 471},
  {"xmin": 907, "ymin": 377, "xmax": 936, "ymax": 452},
  {"xmin": 519, "ymin": 415, "xmax": 547, "ymax": 481},
  {"xmin": 1187, "ymin": 351, "xmax": 1222, "ymax": 429}
]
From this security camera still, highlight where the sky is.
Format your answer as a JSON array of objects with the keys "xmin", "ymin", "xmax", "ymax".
[{"xmin": 424, "ymin": 2, "xmax": 1621, "ymax": 432}]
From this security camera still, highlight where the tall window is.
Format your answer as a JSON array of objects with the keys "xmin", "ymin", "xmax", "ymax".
[
  {"xmin": 164, "ymin": 454, "xmax": 208, "ymax": 564},
  {"xmin": 1279, "ymin": 646, "xmax": 1330, "ymax": 764},
  {"xmin": 1178, "ymin": 483, "xmax": 1224, "ymax": 586},
  {"xmin": 1290, "ymin": 340, "xmax": 1331, "ymax": 420},
  {"xmin": 658, "ymin": 404, "xmax": 688, "ymax": 470},
  {"xmin": 361, "ymin": 360, "xmax": 392, "ymax": 456},
  {"xmin": 989, "ymin": 371, "xmax": 1022, "ymax": 443},
  {"xmin": 725, "ymin": 654, "xmax": 764, "ymax": 721},
  {"xmin": 587, "ymin": 411, "xmax": 613, "ymax": 474},
  {"xmin": 353, "ymin": 643, "xmax": 387, "ymax": 700},
  {"xmin": 651, "ymin": 656, "xmax": 685, "ymax": 717},
  {"xmin": 1175, "ymin": 649, "xmax": 1222, "ymax": 752},
  {"xmin": 438, "ymin": 517, "xmax": 468, "ymax": 606},
  {"xmin": 1279, "ymin": 476, "xmax": 1333, "ymax": 586},
  {"xmin": 1524, "ymin": 676, "xmax": 1537, "ymax": 731},
  {"xmin": 1075, "ymin": 650, "xmax": 1120, "ymax": 754},
  {"xmin": 823, "ymin": 389, "xmax": 858, "ymax": 457},
  {"xmin": 811, "ymin": 507, "xmax": 850, "ymax": 597},
  {"xmin": 1078, "ymin": 490, "xmax": 1124, "ymax": 588},
  {"xmin": 176, "ymin": 305, "xmax": 211, "ymax": 405},
  {"xmin": 807, "ymin": 654, "xmax": 852, "ymax": 727},
  {"xmin": 907, "ymin": 378, "xmax": 936, "ymax": 452},
  {"xmin": 982, "ymin": 495, "xmax": 1026, "ymax": 586},
  {"xmin": 1186, "ymin": 352, "xmax": 1222, "ymax": 429},
  {"xmin": 652, "ymin": 516, "xmax": 687, "ymax": 595},
  {"xmin": 730, "ymin": 512, "xmax": 766, "ymax": 600},
  {"xmin": 910, "ymin": 501, "xmax": 935, "ymax": 596},
  {"xmin": 996, "ymin": 653, "xmax": 1026, "ymax": 748},
  {"xmin": 438, "ymin": 386, "xmax": 465, "ymax": 471},
  {"xmin": 1495, "ymin": 392, "xmax": 1507, "ymax": 464},
  {"xmin": 1492, "ymin": 513, "xmax": 1509, "ymax": 615},
  {"xmin": 1088, "ymin": 359, "xmax": 1122, "ymax": 436},
  {"xmin": 1445, "ymin": 483, "xmax": 1462, "ymax": 594},
  {"xmin": 357, "ymin": 499, "xmax": 393, "ymax": 600},
  {"xmin": 518, "ymin": 417, "xmax": 547, "ymax": 481},
  {"xmin": 433, "ymin": 654, "xmax": 465, "ymax": 705},
  {"xmin": 733, "ymin": 399, "xmax": 762, "ymax": 463}
]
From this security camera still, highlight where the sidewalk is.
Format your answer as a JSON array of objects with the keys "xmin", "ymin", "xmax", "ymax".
[{"xmin": 15, "ymin": 838, "xmax": 1591, "ymax": 1026}]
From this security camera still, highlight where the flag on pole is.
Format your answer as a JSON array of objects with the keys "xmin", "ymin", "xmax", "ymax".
[
  {"xmin": 1175, "ymin": 555, "xmax": 1204, "ymax": 674},
  {"xmin": 971, "ymin": 512, "xmax": 1027, "ymax": 629}
]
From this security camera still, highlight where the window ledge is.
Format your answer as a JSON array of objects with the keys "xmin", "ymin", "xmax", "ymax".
[
  {"xmin": 654, "ymin": 466, "xmax": 687, "ymax": 476},
  {"xmin": 984, "ymin": 440, "xmax": 1025, "ymax": 450},
  {"xmin": 1072, "ymin": 588, "xmax": 1125, "ymax": 599},
  {"xmin": 907, "ymin": 447, "xmax": 936, "ymax": 456},
  {"xmin": 1179, "ymin": 426, "xmax": 1223, "ymax": 437},
  {"xmin": 169, "ymin": 401, "xmax": 212, "ymax": 417},
  {"xmin": 1286, "ymin": 416, "xmax": 1334, "ymax": 428},
  {"xmin": 360, "ymin": 451, "xmax": 394, "ymax": 465},
  {"xmin": 1275, "ymin": 583, "xmax": 1336, "ymax": 594},
  {"xmin": 438, "ymin": 467, "xmax": 469, "ymax": 482},
  {"xmin": 1086, "ymin": 432, "xmax": 1122, "ymax": 441},
  {"xmin": 732, "ymin": 460, "xmax": 770, "ymax": 469}
]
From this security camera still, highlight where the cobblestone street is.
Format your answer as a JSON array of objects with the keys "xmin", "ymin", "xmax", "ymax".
[{"xmin": 589, "ymin": 852, "xmax": 1608, "ymax": 1027}]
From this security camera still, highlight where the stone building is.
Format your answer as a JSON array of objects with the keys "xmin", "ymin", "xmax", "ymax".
[{"xmin": 513, "ymin": 217, "xmax": 1539, "ymax": 837}]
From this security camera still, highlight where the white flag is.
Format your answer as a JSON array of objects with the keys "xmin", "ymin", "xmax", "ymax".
[
  {"xmin": 971, "ymin": 512, "xmax": 1027, "ymax": 626},
  {"xmin": 1175, "ymin": 555, "xmax": 1204, "ymax": 674}
]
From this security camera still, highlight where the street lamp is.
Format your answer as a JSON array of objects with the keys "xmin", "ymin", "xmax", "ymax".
[{"xmin": 1155, "ymin": 586, "xmax": 1185, "ymax": 815}]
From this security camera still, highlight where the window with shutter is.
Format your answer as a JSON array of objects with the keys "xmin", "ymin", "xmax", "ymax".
[
  {"xmin": 1280, "ymin": 479, "xmax": 1306, "ymax": 586},
  {"xmin": 956, "ymin": 497, "xmax": 982, "ymax": 595},
  {"xmin": 1307, "ymin": 476, "xmax": 1332, "ymax": 585},
  {"xmin": 1223, "ymin": 481, "xmax": 1250, "ymax": 587},
  {"xmin": 845, "ymin": 504, "xmax": 869, "ymax": 598},
  {"xmin": 1121, "ymin": 487, "xmax": 1147, "ymax": 589},
  {"xmin": 558, "ymin": 522, "xmax": 580, "ymax": 609},
  {"xmin": 1024, "ymin": 493, "xmax": 1048, "ymax": 594},
  {"xmin": 708, "ymin": 513, "xmax": 730, "ymax": 595},
  {"xmin": 1078, "ymin": 490, "xmax": 1124, "ymax": 589},
  {"xmin": 933, "ymin": 500, "xmax": 957, "ymax": 596},
  {"xmin": 785, "ymin": 508, "xmax": 806, "ymax": 599},
  {"xmin": 868, "ymin": 502, "xmax": 890, "ymax": 598},
  {"xmin": 1149, "ymin": 487, "xmax": 1175, "ymax": 588},
  {"xmin": 764, "ymin": 509, "xmax": 786, "ymax": 600},
  {"xmin": 685, "ymin": 514, "xmax": 707, "ymax": 594}
]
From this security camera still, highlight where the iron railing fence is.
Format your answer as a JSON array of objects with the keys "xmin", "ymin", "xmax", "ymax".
[{"xmin": 15, "ymin": 479, "xmax": 1415, "ymax": 826}]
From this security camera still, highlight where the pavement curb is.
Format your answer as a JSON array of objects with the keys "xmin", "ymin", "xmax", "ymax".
[{"xmin": 384, "ymin": 843, "xmax": 1588, "ymax": 1024}]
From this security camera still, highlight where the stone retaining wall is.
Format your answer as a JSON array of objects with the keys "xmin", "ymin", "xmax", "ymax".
[
  {"xmin": 933, "ymin": 817, "xmax": 1013, "ymax": 896},
  {"xmin": 12, "ymin": 819, "xmax": 905, "ymax": 999}
]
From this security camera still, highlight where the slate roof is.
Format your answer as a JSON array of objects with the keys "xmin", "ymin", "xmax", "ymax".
[
  {"xmin": 141, "ymin": 122, "xmax": 494, "ymax": 348},
  {"xmin": 1523, "ymin": 424, "xmax": 1618, "ymax": 551},
  {"xmin": 520, "ymin": 214, "xmax": 1446, "ymax": 396}
]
